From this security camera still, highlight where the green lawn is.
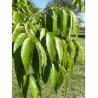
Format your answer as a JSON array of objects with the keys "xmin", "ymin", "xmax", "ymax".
[{"xmin": 12, "ymin": 31, "xmax": 85, "ymax": 98}]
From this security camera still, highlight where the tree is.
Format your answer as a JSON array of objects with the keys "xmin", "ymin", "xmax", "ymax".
[
  {"xmin": 12, "ymin": 0, "xmax": 85, "ymax": 98},
  {"xmin": 44, "ymin": 0, "xmax": 85, "ymax": 26}
]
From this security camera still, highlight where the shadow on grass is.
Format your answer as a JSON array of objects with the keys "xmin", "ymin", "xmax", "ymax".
[{"xmin": 71, "ymin": 35, "xmax": 85, "ymax": 38}]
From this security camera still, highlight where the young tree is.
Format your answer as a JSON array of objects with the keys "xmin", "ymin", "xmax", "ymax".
[{"xmin": 12, "ymin": 0, "xmax": 85, "ymax": 98}]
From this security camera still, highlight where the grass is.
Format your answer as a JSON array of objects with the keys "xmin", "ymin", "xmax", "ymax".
[{"xmin": 12, "ymin": 31, "xmax": 85, "ymax": 98}]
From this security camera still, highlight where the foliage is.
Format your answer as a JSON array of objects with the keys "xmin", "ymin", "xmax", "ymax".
[
  {"xmin": 12, "ymin": 0, "xmax": 85, "ymax": 98},
  {"xmin": 44, "ymin": 0, "xmax": 85, "ymax": 26},
  {"xmin": 72, "ymin": 0, "xmax": 85, "ymax": 12},
  {"xmin": 27, "ymin": 0, "xmax": 36, "ymax": 11}
]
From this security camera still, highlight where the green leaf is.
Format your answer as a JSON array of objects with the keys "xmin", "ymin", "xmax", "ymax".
[
  {"xmin": 17, "ymin": 0, "xmax": 21, "ymax": 3},
  {"xmin": 30, "ymin": 76, "xmax": 39, "ymax": 98},
  {"xmin": 23, "ymin": 0, "xmax": 27, "ymax": 5},
  {"xmin": 21, "ymin": 75, "xmax": 29, "ymax": 98},
  {"xmin": 13, "ymin": 46, "xmax": 22, "ymax": 72},
  {"xmin": 25, "ymin": 22, "xmax": 35, "ymax": 35},
  {"xmin": 60, "ymin": 9, "xmax": 63, "ymax": 33},
  {"xmin": 40, "ymin": 28, "xmax": 47, "ymax": 50},
  {"xmin": 51, "ymin": 7, "xmax": 61, "ymax": 36},
  {"xmin": 59, "ymin": 65, "xmax": 68, "ymax": 96},
  {"xmin": 12, "ymin": 25, "xmax": 25, "ymax": 43},
  {"xmin": 51, "ymin": 63, "xmax": 60, "ymax": 93},
  {"xmin": 12, "ymin": 18, "xmax": 15, "ymax": 24},
  {"xmin": 21, "ymin": 38, "xmax": 34, "ymax": 74},
  {"xmin": 29, "ymin": 15, "xmax": 39, "ymax": 25},
  {"xmin": 32, "ymin": 35, "xmax": 47, "ymax": 75},
  {"xmin": 62, "ymin": 40, "xmax": 68, "ymax": 68},
  {"xmin": 46, "ymin": 32, "xmax": 55, "ymax": 61},
  {"xmin": 32, "ymin": 47, "xmax": 40, "ymax": 75},
  {"xmin": 15, "ymin": 63, "xmax": 25, "ymax": 87},
  {"xmin": 21, "ymin": 6, "xmax": 29, "ymax": 15},
  {"xmin": 59, "ymin": 68, "xmax": 64, "ymax": 87},
  {"xmin": 27, "ymin": 29, "xmax": 35, "ymax": 36},
  {"xmin": 20, "ymin": 74, "xmax": 30, "ymax": 98},
  {"xmin": 36, "ymin": 46, "xmax": 43, "ymax": 74},
  {"xmin": 63, "ymin": 7, "xmax": 72, "ymax": 37},
  {"xmin": 68, "ymin": 55, "xmax": 73, "ymax": 77},
  {"xmin": 82, "ymin": 4, "xmax": 85, "ymax": 12},
  {"xmin": 12, "ymin": 0, "xmax": 17, "ymax": 5},
  {"xmin": 31, "ymin": 35, "xmax": 47, "ymax": 68},
  {"xmin": 32, "ymin": 18, "xmax": 40, "ymax": 25},
  {"xmin": 12, "ymin": 43, "xmax": 14, "ymax": 57},
  {"xmin": 25, "ymin": 12, "xmax": 33, "ymax": 22},
  {"xmin": 75, "ymin": 41, "xmax": 85, "ymax": 65},
  {"xmin": 26, "ymin": 24, "xmax": 40, "ymax": 36},
  {"xmin": 32, "ymin": 7, "xmax": 42, "ymax": 14},
  {"xmin": 14, "ymin": 33, "xmax": 26, "ymax": 52},
  {"xmin": 72, "ymin": 0, "xmax": 76, "ymax": 4},
  {"xmin": 27, "ymin": 22, "xmax": 34, "ymax": 32},
  {"xmin": 45, "ymin": 13, "xmax": 53, "ymax": 32},
  {"xmin": 42, "ymin": 57, "xmax": 51, "ymax": 85},
  {"xmin": 40, "ymin": 28, "xmax": 47, "ymax": 41},
  {"xmin": 33, "ymin": 25, "xmax": 40, "ymax": 35},
  {"xmin": 39, "ymin": 15, "xmax": 45, "ymax": 27},
  {"xmin": 21, "ymin": 75, "xmax": 28, "ymax": 90},
  {"xmin": 84, "ymin": 0, "xmax": 86, "ymax": 7},
  {"xmin": 72, "ymin": 40, "xmax": 79, "ymax": 64},
  {"xmin": 73, "ymin": 0, "xmax": 79, "ymax": 8},
  {"xmin": 79, "ymin": 0, "xmax": 82, "ymax": 12},
  {"xmin": 70, "ymin": 11, "xmax": 79, "ymax": 38},
  {"xmin": 64, "ymin": 39, "xmax": 71, "ymax": 57},
  {"xmin": 12, "ymin": 22, "xmax": 19, "ymax": 33},
  {"xmin": 55, "ymin": 37, "xmax": 63, "ymax": 64},
  {"xmin": 13, "ymin": 12, "xmax": 24, "ymax": 22}
]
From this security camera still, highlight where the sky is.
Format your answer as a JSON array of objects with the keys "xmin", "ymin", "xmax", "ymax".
[{"xmin": 33, "ymin": 0, "xmax": 85, "ymax": 27}]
